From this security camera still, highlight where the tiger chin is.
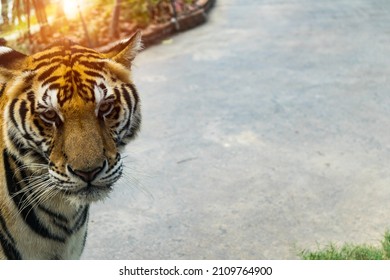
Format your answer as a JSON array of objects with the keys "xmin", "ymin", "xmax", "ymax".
[{"xmin": 0, "ymin": 32, "xmax": 142, "ymax": 259}]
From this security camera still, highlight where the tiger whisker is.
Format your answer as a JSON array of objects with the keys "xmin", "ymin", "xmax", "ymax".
[
  {"xmin": 120, "ymin": 169, "xmax": 153, "ymax": 201},
  {"xmin": 13, "ymin": 180, "xmax": 55, "ymax": 218}
]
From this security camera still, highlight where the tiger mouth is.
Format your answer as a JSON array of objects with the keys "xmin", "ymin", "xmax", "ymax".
[
  {"xmin": 59, "ymin": 183, "xmax": 113, "ymax": 202},
  {"xmin": 74, "ymin": 183, "xmax": 112, "ymax": 195}
]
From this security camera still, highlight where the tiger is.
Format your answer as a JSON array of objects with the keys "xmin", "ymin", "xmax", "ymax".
[{"xmin": 0, "ymin": 31, "xmax": 142, "ymax": 259}]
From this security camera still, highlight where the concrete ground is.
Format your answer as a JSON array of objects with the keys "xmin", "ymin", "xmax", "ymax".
[{"xmin": 82, "ymin": 0, "xmax": 390, "ymax": 259}]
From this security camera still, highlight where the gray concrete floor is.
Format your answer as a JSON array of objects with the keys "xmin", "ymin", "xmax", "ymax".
[{"xmin": 82, "ymin": 0, "xmax": 390, "ymax": 259}]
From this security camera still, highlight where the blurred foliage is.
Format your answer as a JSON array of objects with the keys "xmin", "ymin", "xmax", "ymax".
[{"xmin": 0, "ymin": 0, "xmax": 197, "ymax": 53}]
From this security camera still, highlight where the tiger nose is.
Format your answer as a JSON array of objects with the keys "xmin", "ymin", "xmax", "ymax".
[{"xmin": 68, "ymin": 166, "xmax": 103, "ymax": 182}]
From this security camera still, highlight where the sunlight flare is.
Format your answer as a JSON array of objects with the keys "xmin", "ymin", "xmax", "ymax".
[{"xmin": 63, "ymin": 0, "xmax": 80, "ymax": 20}]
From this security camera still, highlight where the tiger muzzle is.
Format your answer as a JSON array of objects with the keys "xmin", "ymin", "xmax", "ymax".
[{"xmin": 67, "ymin": 164, "xmax": 104, "ymax": 183}]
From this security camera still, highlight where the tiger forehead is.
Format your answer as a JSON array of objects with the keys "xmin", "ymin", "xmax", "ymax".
[
  {"xmin": 31, "ymin": 45, "xmax": 107, "ymax": 78},
  {"xmin": 30, "ymin": 45, "xmax": 112, "ymax": 105},
  {"xmin": 31, "ymin": 44, "xmax": 104, "ymax": 65}
]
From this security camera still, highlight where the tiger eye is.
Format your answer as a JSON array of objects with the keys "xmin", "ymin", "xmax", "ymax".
[
  {"xmin": 98, "ymin": 101, "xmax": 115, "ymax": 119},
  {"xmin": 40, "ymin": 109, "xmax": 61, "ymax": 126},
  {"xmin": 99, "ymin": 102, "xmax": 112, "ymax": 114},
  {"xmin": 42, "ymin": 109, "xmax": 57, "ymax": 120}
]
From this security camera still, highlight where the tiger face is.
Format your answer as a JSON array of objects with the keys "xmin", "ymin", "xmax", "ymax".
[{"xmin": 0, "ymin": 32, "xmax": 142, "ymax": 205}]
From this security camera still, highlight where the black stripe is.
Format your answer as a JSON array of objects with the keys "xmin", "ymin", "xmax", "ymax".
[
  {"xmin": 7, "ymin": 131, "xmax": 29, "ymax": 156},
  {"xmin": 70, "ymin": 47, "xmax": 98, "ymax": 55},
  {"xmin": 0, "ymin": 212, "xmax": 16, "ymax": 244},
  {"xmin": 114, "ymin": 87, "xmax": 122, "ymax": 118},
  {"xmin": 51, "ymin": 220, "xmax": 71, "ymax": 235},
  {"xmin": 20, "ymin": 72, "xmax": 36, "ymax": 88},
  {"xmin": 37, "ymin": 65, "xmax": 60, "ymax": 82},
  {"xmin": 71, "ymin": 55, "xmax": 102, "ymax": 67},
  {"xmin": 37, "ymin": 205, "xmax": 69, "ymax": 224},
  {"xmin": 85, "ymin": 78, "xmax": 97, "ymax": 87},
  {"xmin": 72, "ymin": 206, "xmax": 89, "ymax": 234},
  {"xmin": 121, "ymin": 116, "xmax": 141, "ymax": 142},
  {"xmin": 0, "ymin": 83, "xmax": 6, "ymax": 97},
  {"xmin": 112, "ymin": 83, "xmax": 119, "ymax": 94},
  {"xmin": 0, "ymin": 49, "xmax": 26, "ymax": 67},
  {"xmin": 29, "ymin": 149, "xmax": 48, "ymax": 164},
  {"xmin": 19, "ymin": 100, "xmax": 32, "ymax": 140},
  {"xmin": 4, "ymin": 149, "xmax": 66, "ymax": 243},
  {"xmin": 124, "ymin": 83, "xmax": 141, "ymax": 138},
  {"xmin": 0, "ymin": 210, "xmax": 21, "ymax": 259},
  {"xmin": 121, "ymin": 85, "xmax": 133, "ymax": 112},
  {"xmin": 81, "ymin": 228, "xmax": 88, "ymax": 252},
  {"xmin": 44, "ymin": 205, "xmax": 89, "ymax": 236},
  {"xmin": 111, "ymin": 107, "xmax": 120, "ymax": 120},
  {"xmin": 33, "ymin": 118, "xmax": 46, "ymax": 137},
  {"xmin": 27, "ymin": 91, "xmax": 35, "ymax": 115},
  {"xmin": 78, "ymin": 61, "xmax": 105, "ymax": 71},
  {"xmin": 98, "ymin": 82, "xmax": 107, "ymax": 93},
  {"xmin": 10, "ymin": 100, "xmax": 44, "ymax": 152},
  {"xmin": 101, "ymin": 164, "xmax": 122, "ymax": 180},
  {"xmin": 33, "ymin": 61, "xmax": 51, "ymax": 70},
  {"xmin": 71, "ymin": 70, "xmax": 82, "ymax": 84},
  {"xmin": 119, "ymin": 85, "xmax": 133, "ymax": 133},
  {"xmin": 70, "ymin": 53, "xmax": 101, "ymax": 60},
  {"xmin": 118, "ymin": 117, "xmax": 131, "ymax": 139},
  {"xmin": 33, "ymin": 58, "xmax": 63, "ymax": 70},
  {"xmin": 48, "ymin": 83, "xmax": 61, "ymax": 91},
  {"xmin": 9, "ymin": 99, "xmax": 18, "ymax": 128},
  {"xmin": 33, "ymin": 51, "xmax": 63, "ymax": 62},
  {"xmin": 21, "ymin": 86, "xmax": 32, "ymax": 94},
  {"xmin": 0, "ymin": 231, "xmax": 21, "ymax": 259},
  {"xmin": 64, "ymin": 70, "xmax": 73, "ymax": 82},
  {"xmin": 42, "ymin": 75, "xmax": 61, "ymax": 87},
  {"xmin": 124, "ymin": 83, "xmax": 139, "ymax": 108},
  {"xmin": 84, "ymin": 70, "xmax": 104, "ymax": 79}
]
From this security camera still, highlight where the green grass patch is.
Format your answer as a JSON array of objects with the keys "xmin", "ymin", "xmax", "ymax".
[{"xmin": 299, "ymin": 231, "xmax": 390, "ymax": 260}]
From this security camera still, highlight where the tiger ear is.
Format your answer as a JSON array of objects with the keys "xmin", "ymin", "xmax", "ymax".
[
  {"xmin": 106, "ymin": 31, "xmax": 143, "ymax": 69},
  {"xmin": 0, "ymin": 46, "xmax": 27, "ymax": 83}
]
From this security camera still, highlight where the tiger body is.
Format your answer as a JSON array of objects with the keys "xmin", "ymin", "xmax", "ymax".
[{"xmin": 0, "ymin": 32, "xmax": 142, "ymax": 259}]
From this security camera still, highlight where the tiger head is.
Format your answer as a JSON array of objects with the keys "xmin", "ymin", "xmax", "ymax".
[{"xmin": 0, "ymin": 32, "xmax": 142, "ymax": 205}]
